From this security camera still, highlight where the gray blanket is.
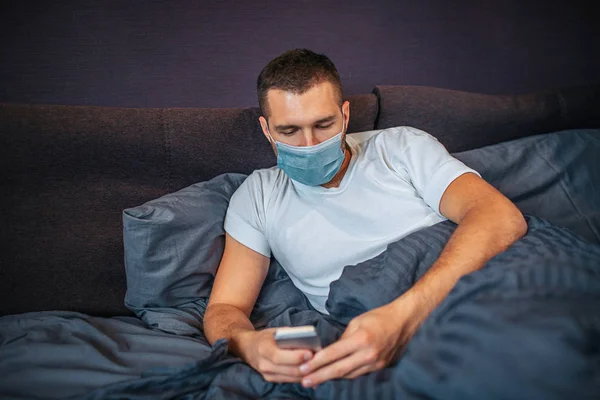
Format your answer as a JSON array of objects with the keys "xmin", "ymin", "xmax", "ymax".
[{"xmin": 3, "ymin": 216, "xmax": 598, "ymax": 400}]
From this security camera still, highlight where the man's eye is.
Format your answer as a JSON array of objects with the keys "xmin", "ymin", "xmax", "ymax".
[{"xmin": 281, "ymin": 130, "xmax": 296, "ymax": 136}]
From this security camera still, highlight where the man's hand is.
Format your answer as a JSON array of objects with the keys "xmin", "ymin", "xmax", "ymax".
[
  {"xmin": 298, "ymin": 300, "xmax": 421, "ymax": 387},
  {"xmin": 238, "ymin": 328, "xmax": 314, "ymax": 383}
]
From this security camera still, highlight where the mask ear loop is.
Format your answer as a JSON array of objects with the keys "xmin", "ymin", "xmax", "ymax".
[
  {"xmin": 265, "ymin": 121, "xmax": 276, "ymax": 145},
  {"xmin": 341, "ymin": 110, "xmax": 348, "ymax": 151}
]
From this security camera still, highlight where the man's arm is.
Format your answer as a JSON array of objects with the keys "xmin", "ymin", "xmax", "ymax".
[
  {"xmin": 298, "ymin": 173, "xmax": 527, "ymax": 387},
  {"xmin": 204, "ymin": 233, "xmax": 312, "ymax": 382},
  {"xmin": 204, "ymin": 233, "xmax": 269, "ymax": 354},
  {"xmin": 395, "ymin": 172, "xmax": 527, "ymax": 323}
]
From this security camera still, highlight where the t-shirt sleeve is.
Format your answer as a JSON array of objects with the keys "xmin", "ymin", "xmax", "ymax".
[
  {"xmin": 223, "ymin": 173, "xmax": 271, "ymax": 258},
  {"xmin": 387, "ymin": 127, "xmax": 480, "ymax": 216}
]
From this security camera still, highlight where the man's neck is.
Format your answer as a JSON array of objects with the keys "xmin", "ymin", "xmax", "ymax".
[{"xmin": 321, "ymin": 144, "xmax": 352, "ymax": 189}]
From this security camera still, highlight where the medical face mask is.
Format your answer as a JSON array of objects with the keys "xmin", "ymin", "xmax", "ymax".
[{"xmin": 267, "ymin": 114, "xmax": 346, "ymax": 186}]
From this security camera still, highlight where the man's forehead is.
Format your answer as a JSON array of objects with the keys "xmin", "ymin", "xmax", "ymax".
[{"xmin": 265, "ymin": 82, "xmax": 340, "ymax": 124}]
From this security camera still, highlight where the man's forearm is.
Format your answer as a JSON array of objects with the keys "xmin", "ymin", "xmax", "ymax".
[
  {"xmin": 204, "ymin": 303, "xmax": 255, "ymax": 358},
  {"xmin": 391, "ymin": 205, "xmax": 527, "ymax": 321}
]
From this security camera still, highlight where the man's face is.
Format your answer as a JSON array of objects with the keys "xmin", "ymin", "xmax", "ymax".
[{"xmin": 259, "ymin": 81, "xmax": 350, "ymax": 150}]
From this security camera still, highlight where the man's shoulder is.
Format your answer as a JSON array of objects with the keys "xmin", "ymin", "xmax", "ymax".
[
  {"xmin": 375, "ymin": 126, "xmax": 433, "ymax": 142},
  {"xmin": 233, "ymin": 165, "xmax": 287, "ymax": 199},
  {"xmin": 247, "ymin": 165, "xmax": 287, "ymax": 186},
  {"xmin": 353, "ymin": 126, "xmax": 434, "ymax": 153}
]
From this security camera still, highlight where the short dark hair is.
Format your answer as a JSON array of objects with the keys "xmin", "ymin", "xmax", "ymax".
[{"xmin": 257, "ymin": 49, "xmax": 343, "ymax": 117}]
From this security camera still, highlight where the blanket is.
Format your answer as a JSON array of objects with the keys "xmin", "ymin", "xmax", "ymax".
[
  {"xmin": 2, "ymin": 129, "xmax": 600, "ymax": 399},
  {"xmin": 3, "ymin": 216, "xmax": 594, "ymax": 400}
]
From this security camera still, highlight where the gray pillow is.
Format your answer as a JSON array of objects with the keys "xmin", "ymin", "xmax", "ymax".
[
  {"xmin": 454, "ymin": 129, "xmax": 600, "ymax": 244},
  {"xmin": 122, "ymin": 173, "xmax": 247, "ymax": 336}
]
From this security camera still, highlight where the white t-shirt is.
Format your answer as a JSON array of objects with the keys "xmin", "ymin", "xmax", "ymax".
[{"xmin": 224, "ymin": 126, "xmax": 479, "ymax": 314}]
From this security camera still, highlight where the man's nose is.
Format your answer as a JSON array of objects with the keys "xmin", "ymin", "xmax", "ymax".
[{"xmin": 302, "ymin": 131, "xmax": 319, "ymax": 147}]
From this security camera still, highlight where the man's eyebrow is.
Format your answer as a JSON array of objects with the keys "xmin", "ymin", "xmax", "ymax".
[
  {"xmin": 274, "ymin": 123, "xmax": 300, "ymax": 131},
  {"xmin": 274, "ymin": 115, "xmax": 336, "ymax": 131},
  {"xmin": 314, "ymin": 115, "xmax": 336, "ymax": 124}
]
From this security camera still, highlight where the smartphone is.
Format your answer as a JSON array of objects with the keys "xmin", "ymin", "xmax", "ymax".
[{"xmin": 274, "ymin": 325, "xmax": 322, "ymax": 352}]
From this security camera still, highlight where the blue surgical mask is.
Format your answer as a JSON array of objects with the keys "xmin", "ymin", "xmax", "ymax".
[{"xmin": 267, "ymin": 114, "xmax": 346, "ymax": 186}]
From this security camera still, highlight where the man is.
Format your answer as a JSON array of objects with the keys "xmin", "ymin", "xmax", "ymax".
[{"xmin": 204, "ymin": 49, "xmax": 526, "ymax": 387}]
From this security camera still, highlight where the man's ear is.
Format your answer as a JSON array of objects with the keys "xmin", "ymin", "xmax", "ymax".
[
  {"xmin": 258, "ymin": 116, "xmax": 272, "ymax": 143},
  {"xmin": 342, "ymin": 100, "xmax": 350, "ymax": 132},
  {"xmin": 259, "ymin": 116, "xmax": 278, "ymax": 155}
]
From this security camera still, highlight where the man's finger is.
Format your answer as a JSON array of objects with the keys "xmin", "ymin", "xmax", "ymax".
[
  {"xmin": 262, "ymin": 373, "xmax": 303, "ymax": 383},
  {"xmin": 343, "ymin": 362, "xmax": 381, "ymax": 379},
  {"xmin": 264, "ymin": 334, "xmax": 312, "ymax": 365},
  {"xmin": 271, "ymin": 348, "xmax": 313, "ymax": 365},
  {"xmin": 301, "ymin": 348, "xmax": 368, "ymax": 387},
  {"xmin": 259, "ymin": 359, "xmax": 305, "ymax": 377},
  {"xmin": 300, "ymin": 336, "xmax": 357, "ymax": 374}
]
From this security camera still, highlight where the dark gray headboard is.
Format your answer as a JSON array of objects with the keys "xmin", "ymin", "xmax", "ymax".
[{"xmin": 374, "ymin": 84, "xmax": 600, "ymax": 153}]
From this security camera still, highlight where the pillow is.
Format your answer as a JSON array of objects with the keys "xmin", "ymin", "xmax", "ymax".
[
  {"xmin": 123, "ymin": 172, "xmax": 316, "ymax": 336},
  {"xmin": 454, "ymin": 129, "xmax": 600, "ymax": 244},
  {"xmin": 122, "ymin": 173, "xmax": 247, "ymax": 336}
]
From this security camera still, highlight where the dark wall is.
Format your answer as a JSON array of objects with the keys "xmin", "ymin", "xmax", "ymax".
[{"xmin": 1, "ymin": 0, "xmax": 599, "ymax": 108}]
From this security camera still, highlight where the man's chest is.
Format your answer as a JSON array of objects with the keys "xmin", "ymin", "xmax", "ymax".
[{"xmin": 263, "ymin": 174, "xmax": 444, "ymax": 283}]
